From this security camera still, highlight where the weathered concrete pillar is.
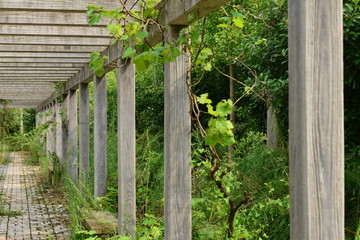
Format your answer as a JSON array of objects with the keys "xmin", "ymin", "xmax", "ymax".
[
  {"xmin": 164, "ymin": 26, "xmax": 192, "ymax": 240},
  {"xmin": 79, "ymin": 83, "xmax": 90, "ymax": 184},
  {"xmin": 117, "ymin": 60, "xmax": 136, "ymax": 237},
  {"xmin": 288, "ymin": 0, "xmax": 344, "ymax": 239},
  {"xmin": 94, "ymin": 75, "xmax": 107, "ymax": 199},
  {"xmin": 55, "ymin": 99, "xmax": 63, "ymax": 159},
  {"xmin": 68, "ymin": 89, "xmax": 78, "ymax": 182}
]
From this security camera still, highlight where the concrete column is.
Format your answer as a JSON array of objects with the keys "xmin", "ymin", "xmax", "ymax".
[
  {"xmin": 94, "ymin": 75, "xmax": 107, "ymax": 199},
  {"xmin": 68, "ymin": 89, "xmax": 78, "ymax": 182},
  {"xmin": 79, "ymin": 83, "xmax": 90, "ymax": 184}
]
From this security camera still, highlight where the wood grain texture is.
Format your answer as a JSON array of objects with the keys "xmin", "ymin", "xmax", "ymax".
[
  {"xmin": 0, "ymin": 0, "xmax": 138, "ymax": 11},
  {"xmin": 0, "ymin": 58, "xmax": 89, "ymax": 63},
  {"xmin": 266, "ymin": 105, "xmax": 279, "ymax": 148},
  {"xmin": 0, "ymin": 45, "xmax": 103, "ymax": 53},
  {"xmin": 68, "ymin": 89, "xmax": 78, "ymax": 182},
  {"xmin": 117, "ymin": 60, "xmax": 136, "ymax": 238},
  {"xmin": 0, "ymin": 52, "xmax": 89, "ymax": 58},
  {"xmin": 55, "ymin": 100, "xmax": 63, "ymax": 159},
  {"xmin": 288, "ymin": 0, "xmax": 344, "ymax": 239},
  {"xmin": 0, "ymin": 11, "xmax": 108, "ymax": 26},
  {"xmin": 147, "ymin": 0, "xmax": 230, "ymax": 46},
  {"xmin": 63, "ymin": 42, "xmax": 123, "ymax": 92},
  {"xmin": 164, "ymin": 26, "xmax": 192, "ymax": 240},
  {"xmin": 0, "ymin": 63, "xmax": 85, "ymax": 68},
  {"xmin": 61, "ymin": 93, "xmax": 69, "ymax": 163},
  {"xmin": 0, "ymin": 36, "xmax": 110, "ymax": 46},
  {"xmin": 0, "ymin": 24, "xmax": 110, "ymax": 37},
  {"xmin": 79, "ymin": 83, "xmax": 90, "ymax": 180},
  {"xmin": 158, "ymin": 0, "xmax": 230, "ymax": 26},
  {"xmin": 0, "ymin": 70, "xmax": 78, "ymax": 74},
  {"xmin": 94, "ymin": 75, "xmax": 107, "ymax": 199}
]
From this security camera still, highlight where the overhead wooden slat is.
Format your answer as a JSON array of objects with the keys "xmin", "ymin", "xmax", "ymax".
[
  {"xmin": 0, "ymin": 25, "xmax": 110, "ymax": 37},
  {"xmin": 0, "ymin": 45, "xmax": 104, "ymax": 53},
  {"xmin": 0, "ymin": 0, "xmax": 138, "ymax": 11},
  {"xmin": 0, "ymin": 67, "xmax": 81, "ymax": 71},
  {"xmin": 0, "ymin": 36, "xmax": 111, "ymax": 46},
  {"xmin": 0, "ymin": 71, "xmax": 78, "ymax": 74},
  {"xmin": 0, "ymin": 58, "xmax": 89, "ymax": 63},
  {"xmin": 0, "ymin": 75, "xmax": 74, "ymax": 78},
  {"xmin": 0, "ymin": 63, "xmax": 85, "ymax": 68},
  {"xmin": 0, "ymin": 11, "xmax": 109, "ymax": 26},
  {"xmin": 0, "ymin": 52, "xmax": 89, "ymax": 58}
]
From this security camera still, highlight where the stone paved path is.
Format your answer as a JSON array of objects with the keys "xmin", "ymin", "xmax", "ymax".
[{"xmin": 0, "ymin": 152, "xmax": 70, "ymax": 240}]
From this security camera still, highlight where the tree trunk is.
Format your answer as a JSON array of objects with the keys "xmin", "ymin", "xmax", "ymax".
[
  {"xmin": 266, "ymin": 105, "xmax": 279, "ymax": 148},
  {"xmin": 228, "ymin": 63, "xmax": 235, "ymax": 159}
]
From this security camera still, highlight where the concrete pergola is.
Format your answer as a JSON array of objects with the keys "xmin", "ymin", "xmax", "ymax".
[{"xmin": 0, "ymin": 0, "xmax": 344, "ymax": 239}]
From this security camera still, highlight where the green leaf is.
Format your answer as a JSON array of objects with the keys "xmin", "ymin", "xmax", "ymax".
[
  {"xmin": 205, "ymin": 133, "xmax": 220, "ymax": 147},
  {"xmin": 203, "ymin": 62, "xmax": 212, "ymax": 71},
  {"xmin": 135, "ymin": 30, "xmax": 149, "ymax": 40},
  {"xmin": 122, "ymin": 47, "xmax": 136, "ymax": 59},
  {"xmin": 232, "ymin": 17, "xmax": 244, "ymax": 28},
  {"xmin": 197, "ymin": 93, "xmax": 212, "ymax": 104},
  {"xmin": 188, "ymin": 12, "xmax": 197, "ymax": 22},
  {"xmin": 216, "ymin": 100, "xmax": 232, "ymax": 117},
  {"xmin": 217, "ymin": 23, "xmax": 229, "ymax": 28}
]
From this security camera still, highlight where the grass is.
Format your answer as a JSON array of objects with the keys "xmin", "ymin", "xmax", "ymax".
[{"xmin": 0, "ymin": 206, "xmax": 22, "ymax": 217}]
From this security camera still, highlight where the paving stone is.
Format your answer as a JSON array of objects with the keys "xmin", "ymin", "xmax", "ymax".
[{"xmin": 0, "ymin": 152, "xmax": 71, "ymax": 240}]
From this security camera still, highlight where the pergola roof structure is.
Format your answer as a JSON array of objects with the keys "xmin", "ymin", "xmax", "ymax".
[
  {"xmin": 0, "ymin": 0, "xmax": 345, "ymax": 239},
  {"xmin": 0, "ymin": 0, "xmax": 136, "ymax": 108}
]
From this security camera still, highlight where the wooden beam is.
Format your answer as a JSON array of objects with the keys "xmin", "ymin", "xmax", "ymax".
[
  {"xmin": 117, "ymin": 59, "xmax": 136, "ymax": 238},
  {"xmin": 0, "ymin": 11, "xmax": 109, "ymax": 26},
  {"xmin": 0, "ymin": 68, "xmax": 78, "ymax": 73},
  {"xmin": 0, "ymin": 45, "xmax": 103, "ymax": 53},
  {"xmin": 0, "ymin": 74, "xmax": 73, "ymax": 78},
  {"xmin": 0, "ymin": 58, "xmax": 89, "ymax": 63},
  {"xmin": 0, "ymin": 63, "xmax": 85, "ymax": 68},
  {"xmin": 158, "ymin": 0, "xmax": 230, "ymax": 26},
  {"xmin": 0, "ymin": 76, "xmax": 67, "ymax": 80},
  {"xmin": 0, "ymin": 24, "xmax": 110, "ymax": 37},
  {"xmin": 94, "ymin": 74, "xmax": 107, "ymax": 199},
  {"xmin": 0, "ymin": 52, "xmax": 89, "ymax": 58},
  {"xmin": 164, "ymin": 26, "xmax": 191, "ymax": 239},
  {"xmin": 0, "ymin": 0, "xmax": 138, "ymax": 11},
  {"xmin": 0, "ymin": 68, "xmax": 81, "ymax": 71},
  {"xmin": 37, "ymin": 92, "xmax": 58, "ymax": 112},
  {"xmin": 0, "ymin": 36, "xmax": 111, "ymax": 46},
  {"xmin": 41, "ymin": 0, "xmax": 230, "ymax": 108},
  {"xmin": 63, "ymin": 42, "xmax": 122, "ymax": 92},
  {"xmin": 288, "ymin": 0, "xmax": 344, "ymax": 239}
]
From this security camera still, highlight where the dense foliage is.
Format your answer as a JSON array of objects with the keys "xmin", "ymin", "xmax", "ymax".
[{"xmin": 0, "ymin": 0, "xmax": 359, "ymax": 239}]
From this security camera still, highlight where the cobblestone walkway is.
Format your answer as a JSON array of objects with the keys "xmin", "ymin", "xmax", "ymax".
[{"xmin": 0, "ymin": 152, "xmax": 70, "ymax": 240}]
